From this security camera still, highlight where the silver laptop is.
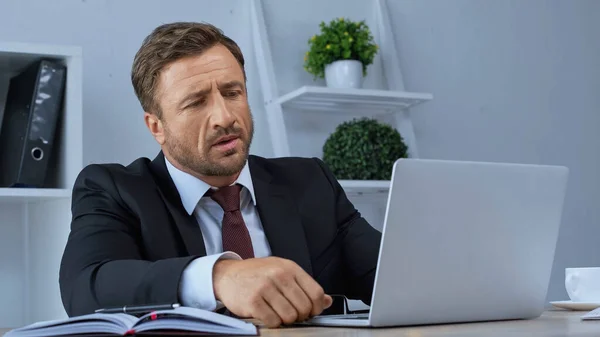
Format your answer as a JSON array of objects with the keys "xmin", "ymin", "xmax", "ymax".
[{"xmin": 304, "ymin": 158, "xmax": 569, "ymax": 327}]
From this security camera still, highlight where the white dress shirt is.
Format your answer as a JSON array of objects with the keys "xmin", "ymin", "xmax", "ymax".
[{"xmin": 165, "ymin": 157, "xmax": 272, "ymax": 310}]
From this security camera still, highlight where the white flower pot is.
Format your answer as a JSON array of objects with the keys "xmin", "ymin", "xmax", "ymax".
[{"xmin": 324, "ymin": 60, "xmax": 363, "ymax": 89}]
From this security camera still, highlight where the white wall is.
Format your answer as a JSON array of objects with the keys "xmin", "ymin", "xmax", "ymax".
[
  {"xmin": 262, "ymin": 0, "xmax": 397, "ymax": 161},
  {"xmin": 1, "ymin": 0, "xmax": 598, "ymax": 304},
  {"xmin": 0, "ymin": 0, "xmax": 273, "ymax": 164},
  {"xmin": 259, "ymin": 0, "xmax": 600, "ymax": 302},
  {"xmin": 387, "ymin": 0, "xmax": 600, "ymax": 301},
  {"xmin": 0, "ymin": 204, "xmax": 26, "ymax": 327}
]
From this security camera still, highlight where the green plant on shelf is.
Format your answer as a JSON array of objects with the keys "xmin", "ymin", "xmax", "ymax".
[
  {"xmin": 303, "ymin": 17, "xmax": 378, "ymax": 79},
  {"xmin": 323, "ymin": 118, "xmax": 408, "ymax": 181}
]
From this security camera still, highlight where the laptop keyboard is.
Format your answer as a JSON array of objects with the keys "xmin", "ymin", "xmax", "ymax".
[{"xmin": 319, "ymin": 313, "xmax": 369, "ymax": 319}]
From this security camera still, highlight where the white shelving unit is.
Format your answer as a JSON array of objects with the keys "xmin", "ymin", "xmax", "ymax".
[
  {"xmin": 250, "ymin": 1, "xmax": 429, "ymax": 313},
  {"xmin": 275, "ymin": 86, "xmax": 432, "ymax": 115},
  {"xmin": 339, "ymin": 180, "xmax": 390, "ymax": 196},
  {"xmin": 0, "ymin": 188, "xmax": 72, "ymax": 202},
  {"xmin": 0, "ymin": 42, "xmax": 82, "ymax": 328},
  {"xmin": 250, "ymin": 0, "xmax": 433, "ymax": 200}
]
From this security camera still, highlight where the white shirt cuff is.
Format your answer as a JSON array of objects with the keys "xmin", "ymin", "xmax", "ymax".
[{"xmin": 179, "ymin": 252, "xmax": 241, "ymax": 311}]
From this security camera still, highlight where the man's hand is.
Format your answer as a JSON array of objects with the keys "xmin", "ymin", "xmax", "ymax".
[{"xmin": 212, "ymin": 257, "xmax": 333, "ymax": 328}]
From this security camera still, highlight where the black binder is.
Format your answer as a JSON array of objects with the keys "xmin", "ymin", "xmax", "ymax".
[{"xmin": 0, "ymin": 59, "xmax": 66, "ymax": 188}]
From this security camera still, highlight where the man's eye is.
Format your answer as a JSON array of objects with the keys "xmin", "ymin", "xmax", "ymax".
[
  {"xmin": 188, "ymin": 99, "xmax": 206, "ymax": 108},
  {"xmin": 225, "ymin": 91, "xmax": 240, "ymax": 98}
]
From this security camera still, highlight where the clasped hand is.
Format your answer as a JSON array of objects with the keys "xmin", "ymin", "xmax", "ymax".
[{"xmin": 213, "ymin": 257, "xmax": 333, "ymax": 328}]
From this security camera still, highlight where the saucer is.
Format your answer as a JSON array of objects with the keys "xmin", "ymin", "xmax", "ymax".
[{"xmin": 550, "ymin": 300, "xmax": 600, "ymax": 311}]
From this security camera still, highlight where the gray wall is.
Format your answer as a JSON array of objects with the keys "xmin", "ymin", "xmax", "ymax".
[
  {"xmin": 389, "ymin": 0, "xmax": 600, "ymax": 301},
  {"xmin": 1, "ymin": 0, "xmax": 598, "ymax": 302}
]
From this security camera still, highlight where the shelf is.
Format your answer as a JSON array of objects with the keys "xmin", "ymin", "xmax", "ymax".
[
  {"xmin": 0, "ymin": 188, "xmax": 71, "ymax": 202},
  {"xmin": 273, "ymin": 86, "xmax": 433, "ymax": 115},
  {"xmin": 0, "ymin": 42, "xmax": 81, "ymax": 73},
  {"xmin": 339, "ymin": 180, "xmax": 390, "ymax": 196},
  {"xmin": 0, "ymin": 42, "xmax": 82, "ymax": 327},
  {"xmin": 0, "ymin": 41, "xmax": 83, "ymax": 190}
]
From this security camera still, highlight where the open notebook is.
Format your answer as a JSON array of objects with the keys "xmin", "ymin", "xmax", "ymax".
[
  {"xmin": 4, "ymin": 306, "xmax": 258, "ymax": 336},
  {"xmin": 581, "ymin": 307, "xmax": 600, "ymax": 320}
]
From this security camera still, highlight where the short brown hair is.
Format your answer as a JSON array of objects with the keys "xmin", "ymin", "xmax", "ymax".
[{"xmin": 131, "ymin": 22, "xmax": 246, "ymax": 118}]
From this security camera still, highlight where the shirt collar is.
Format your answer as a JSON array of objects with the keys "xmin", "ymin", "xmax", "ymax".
[{"xmin": 165, "ymin": 156, "xmax": 257, "ymax": 215}]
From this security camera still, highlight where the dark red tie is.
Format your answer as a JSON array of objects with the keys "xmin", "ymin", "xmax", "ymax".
[{"xmin": 209, "ymin": 184, "xmax": 255, "ymax": 259}]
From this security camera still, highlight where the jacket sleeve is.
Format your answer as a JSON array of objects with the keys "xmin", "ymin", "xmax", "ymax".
[
  {"xmin": 59, "ymin": 164, "xmax": 197, "ymax": 317},
  {"xmin": 313, "ymin": 158, "xmax": 382, "ymax": 305}
]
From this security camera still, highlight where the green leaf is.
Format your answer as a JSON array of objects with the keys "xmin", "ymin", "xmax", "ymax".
[
  {"xmin": 322, "ymin": 118, "xmax": 408, "ymax": 180},
  {"xmin": 304, "ymin": 18, "xmax": 378, "ymax": 79}
]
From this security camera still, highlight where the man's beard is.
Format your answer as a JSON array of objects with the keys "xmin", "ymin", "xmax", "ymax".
[{"xmin": 164, "ymin": 118, "xmax": 254, "ymax": 177}]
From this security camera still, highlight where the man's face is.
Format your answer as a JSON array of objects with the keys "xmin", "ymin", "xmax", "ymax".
[{"xmin": 152, "ymin": 44, "xmax": 253, "ymax": 177}]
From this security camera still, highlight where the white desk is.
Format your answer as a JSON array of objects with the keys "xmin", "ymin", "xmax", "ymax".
[
  {"xmin": 1, "ymin": 310, "xmax": 597, "ymax": 336},
  {"xmin": 258, "ymin": 310, "xmax": 597, "ymax": 337}
]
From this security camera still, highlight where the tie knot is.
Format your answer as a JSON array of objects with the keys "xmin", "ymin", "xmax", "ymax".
[{"xmin": 209, "ymin": 184, "xmax": 242, "ymax": 212}]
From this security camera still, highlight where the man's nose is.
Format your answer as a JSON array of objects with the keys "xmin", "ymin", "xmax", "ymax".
[{"xmin": 210, "ymin": 93, "xmax": 236, "ymax": 129}]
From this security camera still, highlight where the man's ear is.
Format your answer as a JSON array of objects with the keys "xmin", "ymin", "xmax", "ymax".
[{"xmin": 144, "ymin": 112, "xmax": 165, "ymax": 145}]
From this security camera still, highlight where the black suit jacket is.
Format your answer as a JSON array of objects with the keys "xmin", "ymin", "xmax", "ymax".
[{"xmin": 59, "ymin": 152, "xmax": 382, "ymax": 317}]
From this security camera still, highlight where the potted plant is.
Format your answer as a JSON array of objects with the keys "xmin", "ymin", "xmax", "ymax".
[
  {"xmin": 304, "ymin": 17, "xmax": 379, "ymax": 89},
  {"xmin": 322, "ymin": 118, "xmax": 408, "ymax": 180}
]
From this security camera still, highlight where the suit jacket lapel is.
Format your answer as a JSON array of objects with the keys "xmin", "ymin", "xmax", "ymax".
[
  {"xmin": 149, "ymin": 152, "xmax": 207, "ymax": 257},
  {"xmin": 249, "ymin": 156, "xmax": 313, "ymax": 276}
]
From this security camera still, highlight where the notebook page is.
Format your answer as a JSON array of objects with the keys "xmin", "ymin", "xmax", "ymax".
[
  {"xmin": 6, "ymin": 313, "xmax": 137, "ymax": 333},
  {"xmin": 581, "ymin": 307, "xmax": 600, "ymax": 320},
  {"xmin": 135, "ymin": 306, "xmax": 256, "ymax": 333},
  {"xmin": 135, "ymin": 320, "xmax": 256, "ymax": 335},
  {"xmin": 6, "ymin": 322, "xmax": 125, "ymax": 337},
  {"xmin": 4, "ymin": 313, "xmax": 138, "ymax": 336}
]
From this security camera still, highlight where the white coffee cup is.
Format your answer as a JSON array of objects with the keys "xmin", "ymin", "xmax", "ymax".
[{"xmin": 565, "ymin": 267, "xmax": 600, "ymax": 302}]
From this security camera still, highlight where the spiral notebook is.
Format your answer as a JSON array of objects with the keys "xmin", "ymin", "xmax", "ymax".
[{"xmin": 4, "ymin": 306, "xmax": 258, "ymax": 336}]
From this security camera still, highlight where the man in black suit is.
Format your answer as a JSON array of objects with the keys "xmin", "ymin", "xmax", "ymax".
[{"xmin": 59, "ymin": 21, "xmax": 381, "ymax": 328}]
